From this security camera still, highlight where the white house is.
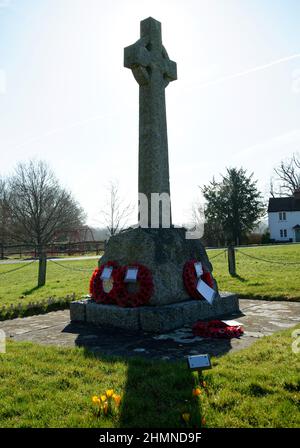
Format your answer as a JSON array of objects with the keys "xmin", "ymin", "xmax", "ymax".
[{"xmin": 268, "ymin": 189, "xmax": 300, "ymax": 242}]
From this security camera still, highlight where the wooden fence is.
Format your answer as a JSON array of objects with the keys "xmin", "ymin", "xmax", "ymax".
[{"xmin": 0, "ymin": 241, "xmax": 105, "ymax": 260}]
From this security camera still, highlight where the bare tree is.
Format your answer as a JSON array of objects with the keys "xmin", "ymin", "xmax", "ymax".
[
  {"xmin": 8, "ymin": 160, "xmax": 85, "ymax": 285},
  {"xmin": 184, "ymin": 200, "xmax": 205, "ymax": 239},
  {"xmin": 271, "ymin": 153, "xmax": 300, "ymax": 196},
  {"xmin": 8, "ymin": 160, "xmax": 85, "ymax": 246},
  {"xmin": 0, "ymin": 177, "xmax": 11, "ymax": 255},
  {"xmin": 191, "ymin": 201, "xmax": 205, "ymax": 230},
  {"xmin": 101, "ymin": 182, "xmax": 134, "ymax": 237}
]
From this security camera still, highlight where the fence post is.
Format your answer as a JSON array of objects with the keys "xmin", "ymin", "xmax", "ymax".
[
  {"xmin": 228, "ymin": 245, "xmax": 236, "ymax": 276},
  {"xmin": 38, "ymin": 247, "xmax": 47, "ymax": 287}
]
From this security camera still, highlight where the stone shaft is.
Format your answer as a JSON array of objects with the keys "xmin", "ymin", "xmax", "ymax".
[{"xmin": 124, "ymin": 17, "xmax": 177, "ymax": 226}]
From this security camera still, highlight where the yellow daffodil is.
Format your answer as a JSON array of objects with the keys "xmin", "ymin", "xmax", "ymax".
[
  {"xmin": 112, "ymin": 394, "xmax": 122, "ymax": 406},
  {"xmin": 192, "ymin": 388, "xmax": 202, "ymax": 396},
  {"xmin": 103, "ymin": 401, "xmax": 109, "ymax": 415},
  {"xmin": 182, "ymin": 413, "xmax": 190, "ymax": 424},
  {"xmin": 106, "ymin": 389, "xmax": 114, "ymax": 398},
  {"xmin": 100, "ymin": 394, "xmax": 107, "ymax": 402},
  {"xmin": 92, "ymin": 395, "xmax": 100, "ymax": 405}
]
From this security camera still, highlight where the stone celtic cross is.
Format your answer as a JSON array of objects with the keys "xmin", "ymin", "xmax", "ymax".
[
  {"xmin": 70, "ymin": 19, "xmax": 238, "ymax": 333},
  {"xmin": 124, "ymin": 17, "xmax": 177, "ymax": 227}
]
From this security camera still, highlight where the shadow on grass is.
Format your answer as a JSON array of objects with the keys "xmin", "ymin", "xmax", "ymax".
[
  {"xmin": 231, "ymin": 274, "xmax": 247, "ymax": 282},
  {"xmin": 61, "ymin": 321, "xmax": 237, "ymax": 428},
  {"xmin": 22, "ymin": 285, "xmax": 43, "ymax": 296},
  {"xmin": 81, "ymin": 346, "xmax": 204, "ymax": 428}
]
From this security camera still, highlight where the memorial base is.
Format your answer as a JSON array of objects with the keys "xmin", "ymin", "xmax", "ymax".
[
  {"xmin": 97, "ymin": 227, "xmax": 218, "ymax": 306},
  {"xmin": 70, "ymin": 292, "xmax": 240, "ymax": 333}
]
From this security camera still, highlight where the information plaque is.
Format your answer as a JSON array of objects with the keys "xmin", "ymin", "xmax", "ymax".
[{"xmin": 187, "ymin": 354, "xmax": 212, "ymax": 371}]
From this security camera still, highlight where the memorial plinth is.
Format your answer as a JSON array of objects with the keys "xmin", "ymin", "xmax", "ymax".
[{"xmin": 70, "ymin": 292, "xmax": 239, "ymax": 333}]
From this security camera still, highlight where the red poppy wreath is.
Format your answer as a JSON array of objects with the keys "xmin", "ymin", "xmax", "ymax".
[
  {"xmin": 89, "ymin": 261, "xmax": 122, "ymax": 305},
  {"xmin": 183, "ymin": 259, "xmax": 214, "ymax": 299},
  {"xmin": 114, "ymin": 263, "xmax": 154, "ymax": 308},
  {"xmin": 192, "ymin": 320, "xmax": 244, "ymax": 339}
]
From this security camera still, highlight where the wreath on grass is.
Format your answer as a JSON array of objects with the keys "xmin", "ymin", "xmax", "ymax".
[
  {"xmin": 183, "ymin": 259, "xmax": 214, "ymax": 300},
  {"xmin": 192, "ymin": 320, "xmax": 244, "ymax": 339},
  {"xmin": 114, "ymin": 263, "xmax": 154, "ymax": 307},
  {"xmin": 89, "ymin": 261, "xmax": 122, "ymax": 304}
]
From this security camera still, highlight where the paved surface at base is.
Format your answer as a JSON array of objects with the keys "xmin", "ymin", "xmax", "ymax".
[{"xmin": 1, "ymin": 299, "xmax": 300, "ymax": 360}]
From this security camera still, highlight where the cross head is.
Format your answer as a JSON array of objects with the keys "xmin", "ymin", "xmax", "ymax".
[{"xmin": 124, "ymin": 17, "xmax": 177, "ymax": 87}]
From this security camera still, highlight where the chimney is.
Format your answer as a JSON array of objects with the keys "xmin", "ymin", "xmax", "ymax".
[{"xmin": 293, "ymin": 189, "xmax": 300, "ymax": 199}]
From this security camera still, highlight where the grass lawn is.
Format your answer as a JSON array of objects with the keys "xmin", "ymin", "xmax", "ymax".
[
  {"xmin": 0, "ymin": 325, "xmax": 299, "ymax": 428},
  {"xmin": 0, "ymin": 244, "xmax": 299, "ymax": 310},
  {"xmin": 0, "ymin": 259, "xmax": 98, "ymax": 308},
  {"xmin": 209, "ymin": 244, "xmax": 300, "ymax": 302}
]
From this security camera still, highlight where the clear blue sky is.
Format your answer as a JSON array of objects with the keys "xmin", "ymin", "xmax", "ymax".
[{"xmin": 1, "ymin": 0, "xmax": 300, "ymax": 226}]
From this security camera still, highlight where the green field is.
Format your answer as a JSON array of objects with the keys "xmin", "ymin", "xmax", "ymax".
[
  {"xmin": 0, "ymin": 325, "xmax": 299, "ymax": 428},
  {"xmin": 0, "ymin": 258, "xmax": 98, "ymax": 308},
  {"xmin": 0, "ymin": 244, "xmax": 299, "ymax": 309},
  {"xmin": 210, "ymin": 244, "xmax": 300, "ymax": 302}
]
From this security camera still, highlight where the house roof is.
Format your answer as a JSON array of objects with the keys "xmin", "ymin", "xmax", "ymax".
[
  {"xmin": 293, "ymin": 224, "xmax": 300, "ymax": 229},
  {"xmin": 268, "ymin": 197, "xmax": 300, "ymax": 212}
]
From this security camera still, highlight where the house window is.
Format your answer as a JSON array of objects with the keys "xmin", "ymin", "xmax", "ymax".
[
  {"xmin": 280, "ymin": 229, "xmax": 287, "ymax": 238},
  {"xmin": 279, "ymin": 212, "xmax": 286, "ymax": 221}
]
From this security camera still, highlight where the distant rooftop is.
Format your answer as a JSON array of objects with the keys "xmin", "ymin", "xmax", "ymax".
[{"xmin": 268, "ymin": 191, "xmax": 300, "ymax": 212}]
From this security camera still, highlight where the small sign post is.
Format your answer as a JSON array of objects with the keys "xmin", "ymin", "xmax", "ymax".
[
  {"xmin": 187, "ymin": 354, "xmax": 212, "ymax": 372},
  {"xmin": 187, "ymin": 353, "xmax": 212, "ymax": 387}
]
